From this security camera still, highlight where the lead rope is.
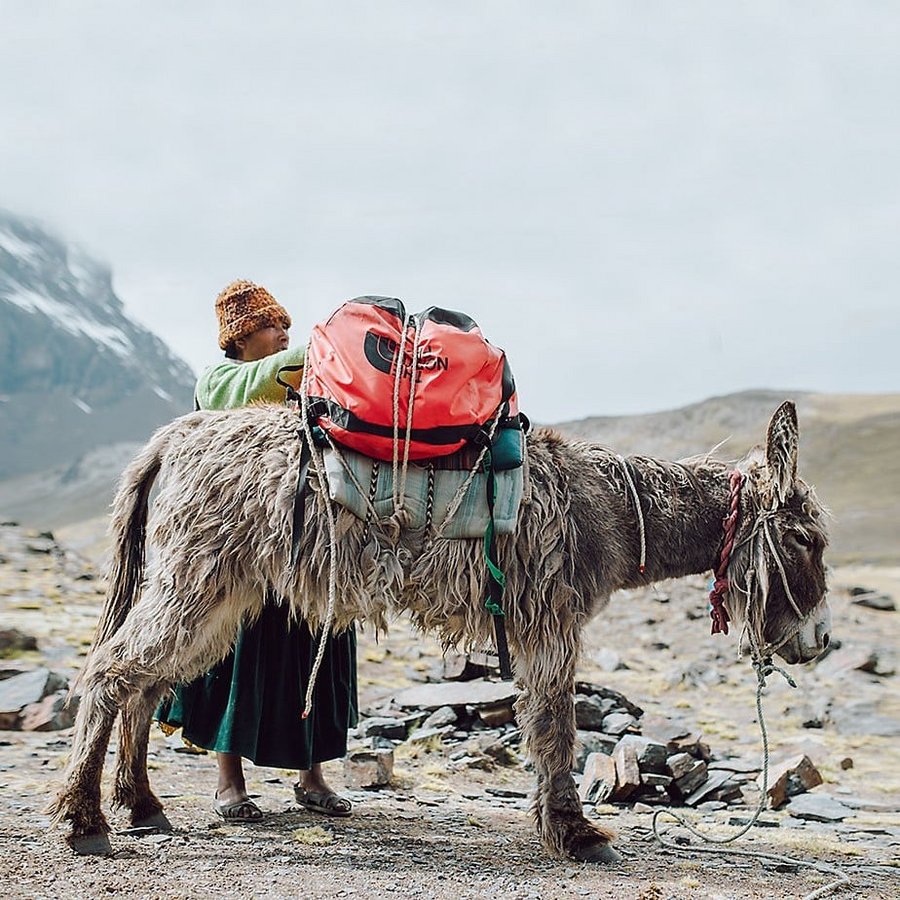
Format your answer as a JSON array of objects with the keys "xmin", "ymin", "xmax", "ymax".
[
  {"xmin": 650, "ymin": 656, "xmax": 851, "ymax": 899},
  {"xmin": 649, "ymin": 471, "xmax": 851, "ymax": 898}
]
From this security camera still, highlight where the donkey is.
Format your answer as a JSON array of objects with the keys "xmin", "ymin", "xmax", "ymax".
[{"xmin": 51, "ymin": 400, "xmax": 831, "ymax": 861}]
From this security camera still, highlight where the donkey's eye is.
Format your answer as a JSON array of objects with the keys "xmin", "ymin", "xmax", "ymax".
[{"xmin": 789, "ymin": 532, "xmax": 813, "ymax": 551}]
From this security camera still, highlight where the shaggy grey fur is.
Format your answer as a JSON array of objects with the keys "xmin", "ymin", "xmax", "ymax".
[{"xmin": 50, "ymin": 401, "xmax": 830, "ymax": 862}]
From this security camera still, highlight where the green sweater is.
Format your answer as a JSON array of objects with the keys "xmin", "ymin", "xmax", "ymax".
[{"xmin": 196, "ymin": 345, "xmax": 306, "ymax": 410}]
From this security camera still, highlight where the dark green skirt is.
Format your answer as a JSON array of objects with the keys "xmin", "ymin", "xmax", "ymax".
[{"xmin": 155, "ymin": 603, "xmax": 358, "ymax": 770}]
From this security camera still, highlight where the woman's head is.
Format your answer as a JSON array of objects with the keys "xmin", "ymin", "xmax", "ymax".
[{"xmin": 215, "ymin": 280, "xmax": 291, "ymax": 361}]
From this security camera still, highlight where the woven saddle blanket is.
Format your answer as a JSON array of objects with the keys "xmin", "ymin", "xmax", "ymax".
[{"xmin": 322, "ymin": 445, "xmax": 525, "ymax": 539}]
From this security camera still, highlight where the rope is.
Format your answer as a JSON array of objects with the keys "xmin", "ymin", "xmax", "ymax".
[
  {"xmin": 762, "ymin": 518, "xmax": 806, "ymax": 621},
  {"xmin": 650, "ymin": 657, "xmax": 851, "ymax": 899},
  {"xmin": 391, "ymin": 311, "xmax": 412, "ymax": 512},
  {"xmin": 617, "ymin": 455, "xmax": 646, "ymax": 573},
  {"xmin": 647, "ymin": 466, "xmax": 850, "ymax": 896},
  {"xmin": 397, "ymin": 314, "xmax": 424, "ymax": 509},
  {"xmin": 361, "ymin": 459, "xmax": 379, "ymax": 545},
  {"xmin": 425, "ymin": 463, "xmax": 435, "ymax": 534},
  {"xmin": 733, "ymin": 509, "xmax": 813, "ymax": 662},
  {"xmin": 297, "ymin": 348, "xmax": 342, "ymax": 720}
]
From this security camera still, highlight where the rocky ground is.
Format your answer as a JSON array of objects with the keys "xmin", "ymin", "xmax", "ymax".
[{"xmin": 0, "ymin": 522, "xmax": 898, "ymax": 899}]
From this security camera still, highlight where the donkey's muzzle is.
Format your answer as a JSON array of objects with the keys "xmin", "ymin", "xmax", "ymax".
[{"xmin": 775, "ymin": 599, "xmax": 832, "ymax": 665}]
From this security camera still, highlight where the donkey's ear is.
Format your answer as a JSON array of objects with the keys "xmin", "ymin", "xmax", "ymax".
[{"xmin": 764, "ymin": 401, "xmax": 799, "ymax": 505}]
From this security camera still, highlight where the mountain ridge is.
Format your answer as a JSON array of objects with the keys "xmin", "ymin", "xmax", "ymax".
[{"xmin": 0, "ymin": 209, "xmax": 195, "ymax": 479}]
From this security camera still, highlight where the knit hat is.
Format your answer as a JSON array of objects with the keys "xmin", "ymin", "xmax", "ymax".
[{"xmin": 215, "ymin": 280, "xmax": 292, "ymax": 349}]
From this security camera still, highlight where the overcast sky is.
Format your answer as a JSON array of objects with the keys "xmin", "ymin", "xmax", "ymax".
[{"xmin": 3, "ymin": 2, "xmax": 899, "ymax": 421}]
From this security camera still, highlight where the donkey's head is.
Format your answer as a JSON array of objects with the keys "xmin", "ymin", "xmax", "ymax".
[{"xmin": 726, "ymin": 401, "xmax": 831, "ymax": 665}]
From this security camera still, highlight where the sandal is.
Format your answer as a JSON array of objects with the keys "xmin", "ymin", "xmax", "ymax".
[
  {"xmin": 213, "ymin": 793, "xmax": 265, "ymax": 822},
  {"xmin": 293, "ymin": 785, "xmax": 352, "ymax": 817}
]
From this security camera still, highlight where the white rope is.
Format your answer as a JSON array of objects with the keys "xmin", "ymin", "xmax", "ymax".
[
  {"xmin": 762, "ymin": 518, "xmax": 806, "ymax": 620},
  {"xmin": 391, "ymin": 311, "xmax": 412, "ymax": 512},
  {"xmin": 734, "ymin": 511, "xmax": 809, "ymax": 660},
  {"xmin": 650, "ymin": 483, "xmax": 851, "ymax": 899},
  {"xmin": 397, "ymin": 314, "xmax": 424, "ymax": 509},
  {"xmin": 617, "ymin": 454, "xmax": 646, "ymax": 572},
  {"xmin": 297, "ymin": 349, "xmax": 342, "ymax": 719},
  {"xmin": 651, "ymin": 656, "xmax": 850, "ymax": 899}
]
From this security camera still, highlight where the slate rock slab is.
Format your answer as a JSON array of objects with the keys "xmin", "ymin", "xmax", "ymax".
[
  {"xmin": 0, "ymin": 628, "xmax": 38, "ymax": 655},
  {"xmin": 0, "ymin": 668, "xmax": 68, "ymax": 728},
  {"xmin": 358, "ymin": 717, "xmax": 408, "ymax": 741},
  {"xmin": 574, "ymin": 696, "xmax": 607, "ymax": 730},
  {"xmin": 20, "ymin": 690, "xmax": 78, "ymax": 731},
  {"xmin": 786, "ymin": 793, "xmax": 853, "ymax": 822},
  {"xmin": 579, "ymin": 752, "xmax": 617, "ymax": 804},
  {"xmin": 392, "ymin": 680, "xmax": 518, "ymax": 710},
  {"xmin": 850, "ymin": 591, "xmax": 895, "ymax": 611}
]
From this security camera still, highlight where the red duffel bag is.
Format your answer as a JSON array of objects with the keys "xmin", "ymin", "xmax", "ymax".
[{"xmin": 304, "ymin": 296, "xmax": 519, "ymax": 461}]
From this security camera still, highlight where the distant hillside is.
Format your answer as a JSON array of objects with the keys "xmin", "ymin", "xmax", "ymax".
[
  {"xmin": 0, "ymin": 231, "xmax": 895, "ymax": 569},
  {"xmin": 555, "ymin": 390, "xmax": 900, "ymax": 566},
  {"xmin": 0, "ymin": 210, "xmax": 195, "ymax": 481}
]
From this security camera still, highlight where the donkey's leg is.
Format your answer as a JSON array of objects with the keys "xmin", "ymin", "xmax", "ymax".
[
  {"xmin": 515, "ymin": 643, "xmax": 619, "ymax": 864},
  {"xmin": 53, "ymin": 578, "xmax": 256, "ymax": 854},
  {"xmin": 47, "ymin": 643, "xmax": 140, "ymax": 855},
  {"xmin": 112, "ymin": 682, "xmax": 171, "ymax": 830}
]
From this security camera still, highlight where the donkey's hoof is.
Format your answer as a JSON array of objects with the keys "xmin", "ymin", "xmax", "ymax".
[
  {"xmin": 68, "ymin": 831, "xmax": 113, "ymax": 856},
  {"xmin": 570, "ymin": 840, "xmax": 621, "ymax": 865},
  {"xmin": 129, "ymin": 810, "xmax": 173, "ymax": 833}
]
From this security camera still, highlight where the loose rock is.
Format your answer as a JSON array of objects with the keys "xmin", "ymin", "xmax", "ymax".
[
  {"xmin": 343, "ymin": 749, "xmax": 394, "ymax": 788},
  {"xmin": 764, "ymin": 754, "xmax": 823, "ymax": 809}
]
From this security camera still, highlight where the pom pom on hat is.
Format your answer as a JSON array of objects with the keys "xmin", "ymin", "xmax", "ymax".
[{"xmin": 215, "ymin": 280, "xmax": 291, "ymax": 350}]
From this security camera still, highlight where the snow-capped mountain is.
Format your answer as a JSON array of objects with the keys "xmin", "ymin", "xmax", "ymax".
[{"xmin": 0, "ymin": 210, "xmax": 195, "ymax": 484}]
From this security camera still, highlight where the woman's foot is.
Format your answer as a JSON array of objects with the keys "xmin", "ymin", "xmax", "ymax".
[
  {"xmin": 293, "ymin": 784, "xmax": 352, "ymax": 817},
  {"xmin": 294, "ymin": 764, "xmax": 352, "ymax": 817},
  {"xmin": 214, "ymin": 792, "xmax": 265, "ymax": 822},
  {"xmin": 214, "ymin": 751, "xmax": 264, "ymax": 820}
]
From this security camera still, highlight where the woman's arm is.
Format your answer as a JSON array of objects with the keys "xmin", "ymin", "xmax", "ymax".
[{"xmin": 196, "ymin": 345, "xmax": 306, "ymax": 411}]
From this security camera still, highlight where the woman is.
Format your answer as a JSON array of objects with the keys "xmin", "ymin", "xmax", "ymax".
[{"xmin": 156, "ymin": 279, "xmax": 358, "ymax": 820}]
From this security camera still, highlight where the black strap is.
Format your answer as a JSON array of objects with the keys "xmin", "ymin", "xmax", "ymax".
[
  {"xmin": 482, "ymin": 445, "xmax": 513, "ymax": 681},
  {"xmin": 290, "ymin": 433, "xmax": 313, "ymax": 568},
  {"xmin": 276, "ymin": 365, "xmax": 304, "ymax": 404}
]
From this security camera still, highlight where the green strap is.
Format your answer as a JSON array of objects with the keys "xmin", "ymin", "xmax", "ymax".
[
  {"xmin": 482, "ymin": 449, "xmax": 505, "ymax": 615},
  {"xmin": 482, "ymin": 446, "xmax": 513, "ymax": 680}
]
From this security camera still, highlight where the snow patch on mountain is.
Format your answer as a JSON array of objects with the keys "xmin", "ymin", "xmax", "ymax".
[
  {"xmin": 0, "ymin": 227, "xmax": 43, "ymax": 263},
  {"xmin": 4, "ymin": 285, "xmax": 135, "ymax": 358}
]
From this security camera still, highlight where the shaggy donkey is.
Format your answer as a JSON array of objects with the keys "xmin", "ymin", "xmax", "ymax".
[{"xmin": 51, "ymin": 400, "xmax": 831, "ymax": 861}]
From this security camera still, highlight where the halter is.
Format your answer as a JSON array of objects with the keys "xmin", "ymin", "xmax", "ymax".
[
  {"xmin": 711, "ymin": 472, "xmax": 812, "ymax": 662},
  {"xmin": 618, "ymin": 458, "xmax": 814, "ymax": 662}
]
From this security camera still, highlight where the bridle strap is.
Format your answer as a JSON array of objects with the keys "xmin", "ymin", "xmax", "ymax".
[{"xmin": 708, "ymin": 469, "xmax": 744, "ymax": 635}]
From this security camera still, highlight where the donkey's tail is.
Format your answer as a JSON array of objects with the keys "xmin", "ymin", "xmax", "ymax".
[{"xmin": 91, "ymin": 425, "xmax": 173, "ymax": 649}]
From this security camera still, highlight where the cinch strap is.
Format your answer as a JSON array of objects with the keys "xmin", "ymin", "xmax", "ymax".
[{"xmin": 482, "ymin": 447, "xmax": 513, "ymax": 680}]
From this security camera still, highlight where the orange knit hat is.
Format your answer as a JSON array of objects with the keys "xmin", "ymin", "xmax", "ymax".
[{"xmin": 215, "ymin": 280, "xmax": 292, "ymax": 349}]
